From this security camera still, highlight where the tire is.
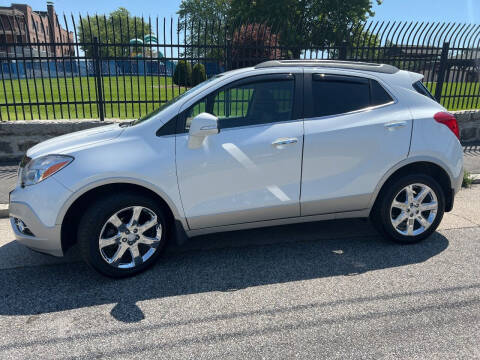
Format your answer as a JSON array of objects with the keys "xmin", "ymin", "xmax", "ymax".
[
  {"xmin": 77, "ymin": 193, "xmax": 168, "ymax": 278},
  {"xmin": 371, "ymin": 174, "xmax": 445, "ymax": 244}
]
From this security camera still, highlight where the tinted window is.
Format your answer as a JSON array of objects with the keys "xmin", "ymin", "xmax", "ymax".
[
  {"xmin": 311, "ymin": 75, "xmax": 394, "ymax": 118},
  {"xmin": 413, "ymin": 80, "xmax": 435, "ymax": 100},
  {"xmin": 185, "ymin": 79, "xmax": 294, "ymax": 130},
  {"xmin": 370, "ymin": 80, "xmax": 393, "ymax": 106},
  {"xmin": 156, "ymin": 115, "xmax": 177, "ymax": 136},
  {"xmin": 312, "ymin": 75, "xmax": 370, "ymax": 117}
]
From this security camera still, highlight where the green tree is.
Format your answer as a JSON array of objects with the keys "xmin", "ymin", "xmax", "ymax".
[
  {"xmin": 178, "ymin": 0, "xmax": 229, "ymax": 23},
  {"xmin": 177, "ymin": 0, "xmax": 230, "ymax": 58},
  {"xmin": 228, "ymin": 0, "xmax": 382, "ymax": 58},
  {"xmin": 78, "ymin": 8, "xmax": 151, "ymax": 58}
]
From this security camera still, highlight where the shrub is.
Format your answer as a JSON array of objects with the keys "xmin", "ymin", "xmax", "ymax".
[
  {"xmin": 192, "ymin": 63, "xmax": 207, "ymax": 86},
  {"xmin": 462, "ymin": 170, "xmax": 473, "ymax": 188},
  {"xmin": 173, "ymin": 60, "xmax": 192, "ymax": 86}
]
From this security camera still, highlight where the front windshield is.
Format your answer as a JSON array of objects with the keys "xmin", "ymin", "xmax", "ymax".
[{"xmin": 131, "ymin": 74, "xmax": 223, "ymax": 126}]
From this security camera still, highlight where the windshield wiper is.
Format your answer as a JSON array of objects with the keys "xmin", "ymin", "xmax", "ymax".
[{"xmin": 119, "ymin": 120, "xmax": 134, "ymax": 128}]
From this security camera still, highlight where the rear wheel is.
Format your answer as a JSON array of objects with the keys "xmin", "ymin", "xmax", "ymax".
[
  {"xmin": 77, "ymin": 193, "xmax": 167, "ymax": 277},
  {"xmin": 372, "ymin": 174, "xmax": 445, "ymax": 244}
]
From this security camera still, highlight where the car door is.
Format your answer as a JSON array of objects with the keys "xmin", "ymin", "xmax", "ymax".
[
  {"xmin": 176, "ymin": 73, "xmax": 304, "ymax": 229},
  {"xmin": 301, "ymin": 71, "xmax": 412, "ymax": 216}
]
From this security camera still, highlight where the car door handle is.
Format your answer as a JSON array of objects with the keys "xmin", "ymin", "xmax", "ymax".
[
  {"xmin": 385, "ymin": 121, "xmax": 407, "ymax": 130},
  {"xmin": 272, "ymin": 137, "xmax": 298, "ymax": 146}
]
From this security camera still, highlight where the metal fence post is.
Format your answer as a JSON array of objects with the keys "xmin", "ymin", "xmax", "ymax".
[
  {"xmin": 93, "ymin": 37, "xmax": 105, "ymax": 121},
  {"xmin": 434, "ymin": 41, "xmax": 450, "ymax": 103},
  {"xmin": 339, "ymin": 42, "xmax": 348, "ymax": 60}
]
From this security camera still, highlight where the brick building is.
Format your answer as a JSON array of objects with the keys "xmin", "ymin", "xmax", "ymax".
[{"xmin": 0, "ymin": 2, "xmax": 74, "ymax": 57}]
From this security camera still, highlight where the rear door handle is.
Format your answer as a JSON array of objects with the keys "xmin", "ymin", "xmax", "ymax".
[
  {"xmin": 272, "ymin": 137, "xmax": 298, "ymax": 146},
  {"xmin": 385, "ymin": 121, "xmax": 407, "ymax": 130}
]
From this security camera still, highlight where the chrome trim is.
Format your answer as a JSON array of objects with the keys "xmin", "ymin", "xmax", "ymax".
[
  {"xmin": 272, "ymin": 137, "xmax": 298, "ymax": 146},
  {"xmin": 385, "ymin": 121, "xmax": 407, "ymax": 129},
  {"xmin": 200, "ymin": 125, "xmax": 218, "ymax": 131},
  {"xmin": 303, "ymin": 100, "xmax": 397, "ymax": 122}
]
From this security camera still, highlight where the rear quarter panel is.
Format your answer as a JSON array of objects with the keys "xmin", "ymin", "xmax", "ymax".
[{"xmin": 406, "ymin": 90, "xmax": 463, "ymax": 192}]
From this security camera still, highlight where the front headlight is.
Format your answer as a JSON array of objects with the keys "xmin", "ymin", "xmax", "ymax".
[{"xmin": 21, "ymin": 155, "xmax": 74, "ymax": 186}]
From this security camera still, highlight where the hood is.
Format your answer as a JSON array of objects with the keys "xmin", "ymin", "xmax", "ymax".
[{"xmin": 27, "ymin": 124, "xmax": 125, "ymax": 159}]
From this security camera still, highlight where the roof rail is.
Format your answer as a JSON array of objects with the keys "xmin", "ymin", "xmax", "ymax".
[{"xmin": 254, "ymin": 60, "xmax": 399, "ymax": 74}]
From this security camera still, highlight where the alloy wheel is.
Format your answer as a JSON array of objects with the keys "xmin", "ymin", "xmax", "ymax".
[
  {"xmin": 389, "ymin": 183, "xmax": 438, "ymax": 236},
  {"xmin": 98, "ymin": 206, "xmax": 162, "ymax": 269}
]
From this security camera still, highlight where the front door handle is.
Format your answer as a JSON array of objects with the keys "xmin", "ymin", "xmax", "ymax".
[
  {"xmin": 272, "ymin": 137, "xmax": 298, "ymax": 146},
  {"xmin": 385, "ymin": 121, "xmax": 407, "ymax": 130}
]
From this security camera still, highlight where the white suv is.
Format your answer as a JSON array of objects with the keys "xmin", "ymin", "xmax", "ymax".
[{"xmin": 9, "ymin": 60, "xmax": 463, "ymax": 277}]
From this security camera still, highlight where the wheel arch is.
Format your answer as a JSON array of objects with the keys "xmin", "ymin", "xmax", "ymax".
[
  {"xmin": 370, "ymin": 159, "xmax": 454, "ymax": 217},
  {"xmin": 59, "ymin": 180, "xmax": 187, "ymax": 253}
]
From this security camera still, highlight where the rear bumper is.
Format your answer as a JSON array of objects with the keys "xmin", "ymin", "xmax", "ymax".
[
  {"xmin": 446, "ymin": 165, "xmax": 463, "ymax": 212},
  {"xmin": 453, "ymin": 165, "xmax": 464, "ymax": 194},
  {"xmin": 9, "ymin": 201, "xmax": 63, "ymax": 257}
]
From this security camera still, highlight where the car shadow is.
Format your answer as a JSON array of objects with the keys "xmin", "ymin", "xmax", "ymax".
[{"xmin": 0, "ymin": 218, "xmax": 449, "ymax": 322}]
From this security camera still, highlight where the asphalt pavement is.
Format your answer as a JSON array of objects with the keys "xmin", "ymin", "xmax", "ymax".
[{"xmin": 0, "ymin": 185, "xmax": 479, "ymax": 359}]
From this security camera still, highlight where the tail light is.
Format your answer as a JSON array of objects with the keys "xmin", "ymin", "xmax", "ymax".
[{"xmin": 434, "ymin": 112, "xmax": 459, "ymax": 139}]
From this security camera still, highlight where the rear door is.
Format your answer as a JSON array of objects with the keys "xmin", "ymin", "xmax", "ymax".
[{"xmin": 300, "ymin": 71, "xmax": 412, "ymax": 216}]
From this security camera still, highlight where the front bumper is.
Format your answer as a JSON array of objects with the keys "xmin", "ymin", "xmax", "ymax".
[{"xmin": 9, "ymin": 201, "xmax": 63, "ymax": 257}]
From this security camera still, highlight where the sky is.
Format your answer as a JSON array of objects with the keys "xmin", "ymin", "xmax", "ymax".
[{"xmin": 13, "ymin": 0, "xmax": 479, "ymax": 24}]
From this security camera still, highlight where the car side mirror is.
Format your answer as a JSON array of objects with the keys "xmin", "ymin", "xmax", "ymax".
[{"xmin": 188, "ymin": 112, "xmax": 219, "ymax": 149}]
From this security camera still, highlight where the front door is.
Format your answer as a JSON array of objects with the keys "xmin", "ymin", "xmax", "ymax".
[{"xmin": 176, "ymin": 73, "xmax": 304, "ymax": 229}]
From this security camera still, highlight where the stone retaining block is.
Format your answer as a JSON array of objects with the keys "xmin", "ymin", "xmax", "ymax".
[
  {"xmin": 0, "ymin": 119, "xmax": 127, "ymax": 162},
  {"xmin": 0, "ymin": 111, "xmax": 479, "ymax": 162}
]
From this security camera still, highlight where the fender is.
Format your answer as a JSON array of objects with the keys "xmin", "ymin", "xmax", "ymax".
[
  {"xmin": 367, "ymin": 155, "xmax": 455, "ymax": 210},
  {"xmin": 55, "ymin": 176, "xmax": 189, "ymax": 231}
]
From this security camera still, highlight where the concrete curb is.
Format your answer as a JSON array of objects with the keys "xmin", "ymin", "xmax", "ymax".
[
  {"xmin": 0, "ymin": 204, "xmax": 8, "ymax": 219},
  {"xmin": 472, "ymin": 174, "xmax": 480, "ymax": 184}
]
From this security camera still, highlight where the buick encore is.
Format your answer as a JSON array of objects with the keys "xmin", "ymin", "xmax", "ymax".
[{"xmin": 9, "ymin": 60, "xmax": 464, "ymax": 277}]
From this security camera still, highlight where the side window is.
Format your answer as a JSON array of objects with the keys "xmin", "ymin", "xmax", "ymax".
[
  {"xmin": 184, "ymin": 78, "xmax": 295, "ymax": 130},
  {"xmin": 312, "ymin": 75, "xmax": 370, "ymax": 117},
  {"xmin": 370, "ymin": 80, "xmax": 394, "ymax": 106},
  {"xmin": 311, "ymin": 75, "xmax": 394, "ymax": 118},
  {"xmin": 212, "ymin": 86, "xmax": 254, "ymax": 120},
  {"xmin": 185, "ymin": 99, "xmax": 207, "ymax": 128},
  {"xmin": 413, "ymin": 80, "xmax": 435, "ymax": 100}
]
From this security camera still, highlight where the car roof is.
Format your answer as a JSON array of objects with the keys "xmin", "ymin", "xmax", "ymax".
[{"xmin": 254, "ymin": 60, "xmax": 399, "ymax": 74}]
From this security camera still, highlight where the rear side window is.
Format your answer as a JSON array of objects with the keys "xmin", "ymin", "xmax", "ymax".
[
  {"xmin": 311, "ymin": 74, "xmax": 393, "ymax": 118},
  {"xmin": 413, "ymin": 80, "xmax": 435, "ymax": 100},
  {"xmin": 370, "ymin": 80, "xmax": 394, "ymax": 106}
]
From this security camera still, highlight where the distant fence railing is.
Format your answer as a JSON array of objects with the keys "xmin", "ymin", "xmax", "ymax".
[{"xmin": 0, "ymin": 15, "xmax": 479, "ymax": 120}]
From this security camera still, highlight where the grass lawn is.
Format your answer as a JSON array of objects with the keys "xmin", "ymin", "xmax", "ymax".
[
  {"xmin": 424, "ymin": 82, "xmax": 480, "ymax": 111},
  {"xmin": 0, "ymin": 76, "xmax": 479, "ymax": 120},
  {"xmin": 0, "ymin": 76, "xmax": 187, "ymax": 120}
]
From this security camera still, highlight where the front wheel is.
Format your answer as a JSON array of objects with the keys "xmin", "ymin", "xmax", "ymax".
[
  {"xmin": 372, "ymin": 174, "xmax": 445, "ymax": 244},
  {"xmin": 77, "ymin": 193, "xmax": 167, "ymax": 277}
]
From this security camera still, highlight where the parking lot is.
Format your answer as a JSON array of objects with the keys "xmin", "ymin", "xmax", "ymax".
[{"xmin": 0, "ymin": 184, "xmax": 479, "ymax": 359}]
